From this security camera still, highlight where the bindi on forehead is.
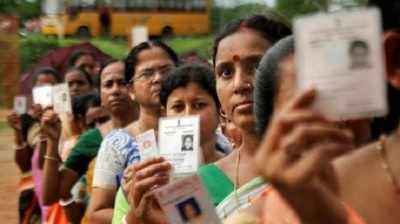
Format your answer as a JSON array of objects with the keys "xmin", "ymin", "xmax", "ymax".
[{"xmin": 233, "ymin": 55, "xmax": 240, "ymax": 62}]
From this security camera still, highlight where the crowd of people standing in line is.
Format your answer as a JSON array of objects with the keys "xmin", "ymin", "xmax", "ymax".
[{"xmin": 7, "ymin": 0, "xmax": 400, "ymax": 223}]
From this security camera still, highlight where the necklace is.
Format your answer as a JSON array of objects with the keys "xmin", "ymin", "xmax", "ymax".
[
  {"xmin": 234, "ymin": 148, "xmax": 241, "ymax": 206},
  {"xmin": 376, "ymin": 135, "xmax": 400, "ymax": 194}
]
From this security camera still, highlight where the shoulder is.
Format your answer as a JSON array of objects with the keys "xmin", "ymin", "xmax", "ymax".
[
  {"xmin": 334, "ymin": 142, "xmax": 377, "ymax": 177},
  {"xmin": 101, "ymin": 129, "xmax": 138, "ymax": 151},
  {"xmin": 80, "ymin": 128, "xmax": 102, "ymax": 139},
  {"xmin": 198, "ymin": 163, "xmax": 231, "ymax": 185},
  {"xmin": 97, "ymin": 129, "xmax": 140, "ymax": 165},
  {"xmin": 72, "ymin": 128, "xmax": 102, "ymax": 155}
]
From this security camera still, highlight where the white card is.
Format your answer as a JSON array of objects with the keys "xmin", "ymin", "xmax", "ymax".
[
  {"xmin": 159, "ymin": 115, "xmax": 200, "ymax": 178},
  {"xmin": 136, "ymin": 129, "xmax": 159, "ymax": 161},
  {"xmin": 32, "ymin": 85, "xmax": 53, "ymax": 107},
  {"xmin": 154, "ymin": 175, "xmax": 221, "ymax": 224},
  {"xmin": 52, "ymin": 83, "xmax": 72, "ymax": 114},
  {"xmin": 14, "ymin": 96, "xmax": 27, "ymax": 115},
  {"xmin": 294, "ymin": 8, "xmax": 387, "ymax": 120}
]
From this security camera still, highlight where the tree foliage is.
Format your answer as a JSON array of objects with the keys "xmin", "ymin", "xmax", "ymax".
[
  {"xmin": 275, "ymin": 0, "xmax": 322, "ymax": 21},
  {"xmin": 0, "ymin": 0, "xmax": 42, "ymax": 21},
  {"xmin": 211, "ymin": 3, "xmax": 274, "ymax": 32}
]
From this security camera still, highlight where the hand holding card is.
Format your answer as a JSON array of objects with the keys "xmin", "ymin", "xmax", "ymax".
[
  {"xmin": 52, "ymin": 83, "xmax": 72, "ymax": 114},
  {"xmin": 13, "ymin": 96, "xmax": 27, "ymax": 115},
  {"xmin": 33, "ymin": 85, "xmax": 53, "ymax": 108},
  {"xmin": 294, "ymin": 8, "xmax": 387, "ymax": 120},
  {"xmin": 126, "ymin": 157, "xmax": 171, "ymax": 223}
]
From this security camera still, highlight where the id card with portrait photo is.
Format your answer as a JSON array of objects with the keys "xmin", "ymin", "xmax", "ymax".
[
  {"xmin": 154, "ymin": 175, "xmax": 221, "ymax": 224},
  {"xmin": 159, "ymin": 115, "xmax": 200, "ymax": 178},
  {"xmin": 294, "ymin": 8, "xmax": 387, "ymax": 120},
  {"xmin": 32, "ymin": 85, "xmax": 53, "ymax": 108},
  {"xmin": 136, "ymin": 129, "xmax": 159, "ymax": 161},
  {"xmin": 52, "ymin": 83, "xmax": 72, "ymax": 114},
  {"xmin": 14, "ymin": 96, "xmax": 27, "ymax": 115}
]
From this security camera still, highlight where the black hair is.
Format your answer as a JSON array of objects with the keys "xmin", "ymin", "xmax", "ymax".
[
  {"xmin": 71, "ymin": 92, "xmax": 101, "ymax": 120},
  {"xmin": 368, "ymin": 0, "xmax": 400, "ymax": 139},
  {"xmin": 67, "ymin": 50, "xmax": 93, "ymax": 67},
  {"xmin": 368, "ymin": 0, "xmax": 400, "ymax": 31},
  {"xmin": 65, "ymin": 67, "xmax": 94, "ymax": 86},
  {"xmin": 32, "ymin": 66, "xmax": 62, "ymax": 85},
  {"xmin": 124, "ymin": 40, "xmax": 179, "ymax": 83},
  {"xmin": 349, "ymin": 40, "xmax": 369, "ymax": 54},
  {"xmin": 212, "ymin": 14, "xmax": 292, "ymax": 66},
  {"xmin": 160, "ymin": 63, "xmax": 220, "ymax": 110},
  {"xmin": 255, "ymin": 36, "xmax": 295, "ymax": 135}
]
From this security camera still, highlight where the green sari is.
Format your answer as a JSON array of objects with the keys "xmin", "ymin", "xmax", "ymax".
[
  {"xmin": 198, "ymin": 164, "xmax": 267, "ymax": 219},
  {"xmin": 112, "ymin": 188, "xmax": 129, "ymax": 224}
]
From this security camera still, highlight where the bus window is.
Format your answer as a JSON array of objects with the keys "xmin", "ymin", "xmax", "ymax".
[{"xmin": 111, "ymin": 0, "xmax": 126, "ymax": 10}]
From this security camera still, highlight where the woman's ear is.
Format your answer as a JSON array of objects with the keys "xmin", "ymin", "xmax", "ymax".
[
  {"xmin": 127, "ymin": 82, "xmax": 136, "ymax": 101},
  {"xmin": 384, "ymin": 31, "xmax": 400, "ymax": 88}
]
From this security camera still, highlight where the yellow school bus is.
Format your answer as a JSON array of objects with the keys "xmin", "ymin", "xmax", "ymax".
[{"xmin": 41, "ymin": 0, "xmax": 211, "ymax": 37}]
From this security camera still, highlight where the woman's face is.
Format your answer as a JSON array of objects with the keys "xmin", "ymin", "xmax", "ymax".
[
  {"xmin": 85, "ymin": 106, "xmax": 110, "ymax": 128},
  {"xmin": 166, "ymin": 83, "xmax": 219, "ymax": 145},
  {"xmin": 215, "ymin": 30, "xmax": 271, "ymax": 132},
  {"xmin": 100, "ymin": 62, "xmax": 132, "ymax": 115},
  {"xmin": 132, "ymin": 47, "xmax": 175, "ymax": 108},
  {"xmin": 35, "ymin": 73, "xmax": 57, "ymax": 86},
  {"xmin": 75, "ymin": 54, "xmax": 96, "ymax": 77},
  {"xmin": 65, "ymin": 70, "xmax": 92, "ymax": 97}
]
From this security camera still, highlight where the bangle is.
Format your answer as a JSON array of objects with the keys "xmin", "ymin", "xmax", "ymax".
[
  {"xmin": 14, "ymin": 142, "xmax": 28, "ymax": 151},
  {"xmin": 43, "ymin": 155, "xmax": 59, "ymax": 163},
  {"xmin": 59, "ymin": 197, "xmax": 74, "ymax": 207}
]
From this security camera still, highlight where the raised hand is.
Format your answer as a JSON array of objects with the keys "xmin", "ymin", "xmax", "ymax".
[
  {"xmin": 40, "ymin": 109, "xmax": 61, "ymax": 143},
  {"xmin": 127, "ymin": 157, "xmax": 171, "ymax": 224},
  {"xmin": 7, "ymin": 111, "xmax": 22, "ymax": 131},
  {"xmin": 256, "ymin": 88, "xmax": 353, "ymax": 224}
]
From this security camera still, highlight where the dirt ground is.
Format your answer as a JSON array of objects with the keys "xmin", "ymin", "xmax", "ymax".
[{"xmin": 0, "ymin": 110, "xmax": 19, "ymax": 223}]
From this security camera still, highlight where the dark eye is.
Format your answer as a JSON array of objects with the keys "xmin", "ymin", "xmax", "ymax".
[
  {"xmin": 170, "ymin": 103, "xmax": 184, "ymax": 112},
  {"xmin": 194, "ymin": 102, "xmax": 207, "ymax": 110},
  {"xmin": 117, "ymin": 79, "xmax": 127, "ymax": 86},
  {"xmin": 160, "ymin": 65, "xmax": 173, "ymax": 76},
  {"xmin": 103, "ymin": 80, "xmax": 113, "ymax": 88},
  {"xmin": 217, "ymin": 65, "xmax": 234, "ymax": 79}
]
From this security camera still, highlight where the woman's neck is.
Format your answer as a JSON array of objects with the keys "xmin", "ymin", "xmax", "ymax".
[
  {"xmin": 201, "ymin": 135, "xmax": 221, "ymax": 164},
  {"xmin": 111, "ymin": 105, "xmax": 137, "ymax": 128},
  {"xmin": 136, "ymin": 106, "xmax": 162, "ymax": 132},
  {"xmin": 240, "ymin": 129, "xmax": 260, "ymax": 157}
]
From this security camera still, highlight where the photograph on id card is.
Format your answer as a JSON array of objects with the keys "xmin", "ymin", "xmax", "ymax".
[
  {"xmin": 154, "ymin": 175, "xmax": 221, "ymax": 224},
  {"xmin": 14, "ymin": 96, "xmax": 27, "ymax": 115},
  {"xmin": 136, "ymin": 129, "xmax": 159, "ymax": 161},
  {"xmin": 158, "ymin": 115, "xmax": 200, "ymax": 178},
  {"xmin": 294, "ymin": 8, "xmax": 387, "ymax": 120},
  {"xmin": 32, "ymin": 85, "xmax": 53, "ymax": 108},
  {"xmin": 52, "ymin": 83, "xmax": 72, "ymax": 114}
]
